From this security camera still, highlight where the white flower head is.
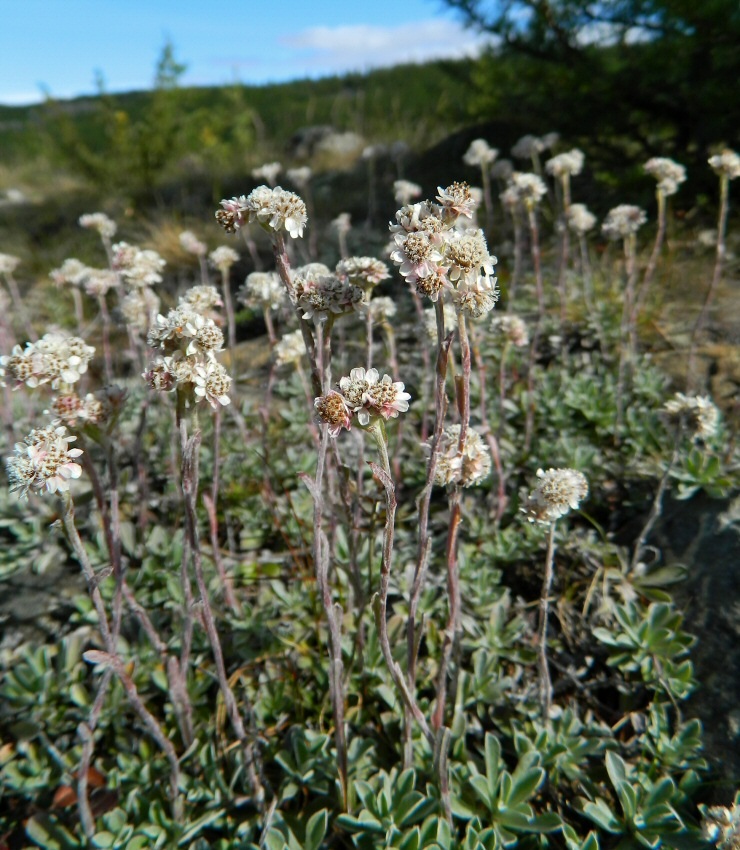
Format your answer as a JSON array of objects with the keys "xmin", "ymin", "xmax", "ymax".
[
  {"xmin": 274, "ymin": 330, "xmax": 306, "ymax": 367},
  {"xmin": 523, "ymin": 467, "xmax": 588, "ymax": 524},
  {"xmin": 193, "ymin": 359, "xmax": 232, "ymax": 408},
  {"xmin": 708, "ymin": 149, "xmax": 740, "ymax": 180},
  {"xmin": 238, "ymin": 272, "xmax": 285, "ymax": 311},
  {"xmin": 393, "ymin": 179, "xmax": 422, "ymax": 207},
  {"xmin": 179, "ymin": 230, "xmax": 207, "ymax": 257},
  {"xmin": 209, "ymin": 245, "xmax": 240, "ymax": 272},
  {"xmin": 50, "ymin": 258, "xmax": 89, "ymax": 288},
  {"xmin": 546, "ymin": 149, "xmax": 585, "ymax": 178},
  {"xmin": 243, "ymin": 185, "xmax": 307, "ymax": 239},
  {"xmin": 286, "ymin": 166, "xmax": 312, "ymax": 188},
  {"xmin": 252, "ymin": 162, "xmax": 282, "ymax": 185},
  {"xmin": 567, "ymin": 203, "xmax": 597, "ymax": 234},
  {"xmin": 463, "ymin": 139, "xmax": 498, "ymax": 168},
  {"xmin": 0, "ymin": 253, "xmax": 21, "ymax": 274},
  {"xmin": 490, "ymin": 313, "xmax": 529, "ymax": 347},
  {"xmin": 79, "ymin": 212, "xmax": 117, "ymax": 239},
  {"xmin": 6, "ymin": 424, "xmax": 83, "ymax": 498},
  {"xmin": 644, "ymin": 157, "xmax": 686, "ymax": 196},
  {"xmin": 294, "ymin": 271, "xmax": 363, "ymax": 321},
  {"xmin": 336, "ymin": 256, "xmax": 390, "ymax": 291},
  {"xmin": 430, "ymin": 424, "xmax": 491, "ymax": 488},
  {"xmin": 510, "ymin": 172, "xmax": 548, "ymax": 208},
  {"xmin": 602, "ymin": 205, "xmax": 647, "ymax": 239},
  {"xmin": 662, "ymin": 392, "xmax": 719, "ymax": 440}
]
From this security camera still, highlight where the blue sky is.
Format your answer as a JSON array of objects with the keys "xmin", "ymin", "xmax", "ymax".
[{"xmin": 0, "ymin": 0, "xmax": 493, "ymax": 106}]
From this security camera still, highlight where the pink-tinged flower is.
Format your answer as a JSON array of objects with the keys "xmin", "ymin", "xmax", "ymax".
[
  {"xmin": 314, "ymin": 391, "xmax": 352, "ymax": 437},
  {"xmin": 338, "ymin": 367, "xmax": 379, "ymax": 426},
  {"xmin": 215, "ymin": 196, "xmax": 249, "ymax": 233},
  {"xmin": 436, "ymin": 182, "xmax": 477, "ymax": 219},
  {"xmin": 6, "ymin": 424, "xmax": 83, "ymax": 498},
  {"xmin": 364, "ymin": 374, "xmax": 411, "ymax": 421},
  {"xmin": 391, "ymin": 231, "xmax": 444, "ymax": 283}
]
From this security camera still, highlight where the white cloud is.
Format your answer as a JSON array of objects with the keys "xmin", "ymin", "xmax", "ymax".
[{"xmin": 283, "ymin": 19, "xmax": 495, "ymax": 74}]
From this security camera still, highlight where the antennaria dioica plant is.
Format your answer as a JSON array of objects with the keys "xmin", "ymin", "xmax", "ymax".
[{"xmin": 0, "ymin": 143, "xmax": 738, "ymax": 848}]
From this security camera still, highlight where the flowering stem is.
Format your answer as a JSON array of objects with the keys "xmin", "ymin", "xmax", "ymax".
[
  {"xmin": 615, "ymin": 234, "xmax": 638, "ymax": 440},
  {"xmin": 688, "ymin": 174, "xmax": 730, "ymax": 391},
  {"xmin": 634, "ymin": 189, "xmax": 666, "ymax": 319},
  {"xmin": 527, "ymin": 206, "xmax": 545, "ymax": 319},
  {"xmin": 365, "ymin": 308, "xmax": 374, "ymax": 371},
  {"xmin": 2, "ymin": 271, "xmax": 37, "ymax": 341},
  {"xmin": 220, "ymin": 267, "xmax": 238, "ymax": 371},
  {"xmin": 96, "ymin": 293, "xmax": 113, "ymax": 385},
  {"xmin": 179, "ymin": 417, "xmax": 266, "ymax": 811},
  {"xmin": 508, "ymin": 211, "xmax": 523, "ymax": 309},
  {"xmin": 630, "ymin": 423, "xmax": 683, "ymax": 571},
  {"xmin": 538, "ymin": 521, "xmax": 557, "ymax": 720},
  {"xmin": 557, "ymin": 174, "xmax": 571, "ymax": 323}
]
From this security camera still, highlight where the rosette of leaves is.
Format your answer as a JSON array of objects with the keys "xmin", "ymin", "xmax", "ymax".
[
  {"xmin": 449, "ymin": 733, "xmax": 561, "ymax": 845},
  {"xmin": 593, "ymin": 602, "xmax": 696, "ymax": 700}
]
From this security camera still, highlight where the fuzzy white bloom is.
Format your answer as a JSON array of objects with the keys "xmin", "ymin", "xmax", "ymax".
[
  {"xmin": 463, "ymin": 138, "xmax": 498, "ymax": 168},
  {"xmin": 180, "ymin": 284, "xmax": 223, "ymax": 315},
  {"xmin": 708, "ymin": 149, "xmax": 740, "ymax": 180},
  {"xmin": 209, "ymin": 245, "xmax": 239, "ymax": 272},
  {"xmin": 446, "ymin": 229, "xmax": 496, "ymax": 286},
  {"xmin": 491, "ymin": 159, "xmax": 514, "ymax": 180},
  {"xmin": 331, "ymin": 212, "xmax": 352, "ymax": 234},
  {"xmin": 546, "ymin": 149, "xmax": 585, "ymax": 178},
  {"xmin": 662, "ymin": 393, "xmax": 719, "ymax": 440},
  {"xmin": 179, "ymin": 230, "xmax": 207, "ymax": 257},
  {"xmin": 50, "ymin": 258, "xmax": 89, "ymax": 288},
  {"xmin": 512, "ymin": 135, "xmax": 546, "ymax": 159},
  {"xmin": 602, "ymin": 205, "xmax": 647, "ymax": 239},
  {"xmin": 490, "ymin": 313, "xmax": 529, "ymax": 347},
  {"xmin": 252, "ymin": 161, "xmax": 282, "ymax": 185},
  {"xmin": 120, "ymin": 288, "xmax": 160, "ymax": 332},
  {"xmin": 523, "ymin": 468, "xmax": 588, "ymax": 524},
  {"xmin": 431, "ymin": 425, "xmax": 491, "ymax": 488},
  {"xmin": 84, "ymin": 269, "xmax": 118, "ymax": 298},
  {"xmin": 393, "ymin": 179, "xmax": 423, "ymax": 207},
  {"xmin": 238, "ymin": 271, "xmax": 286, "ymax": 311},
  {"xmin": 567, "ymin": 203, "xmax": 597, "ymax": 234},
  {"xmin": 6, "ymin": 424, "xmax": 83, "ymax": 498},
  {"xmin": 336, "ymin": 256, "xmax": 390, "ymax": 290},
  {"xmin": 274, "ymin": 330, "xmax": 306, "ymax": 367},
  {"xmin": 0, "ymin": 253, "xmax": 21, "ymax": 274},
  {"xmin": 644, "ymin": 157, "xmax": 686, "ymax": 196},
  {"xmin": 79, "ymin": 212, "xmax": 117, "ymax": 239},
  {"xmin": 510, "ymin": 172, "xmax": 548, "ymax": 208},
  {"xmin": 0, "ymin": 334, "xmax": 95, "ymax": 389},
  {"xmin": 368, "ymin": 296, "xmax": 397, "ymax": 322},
  {"xmin": 112, "ymin": 242, "xmax": 166, "ymax": 288},
  {"xmin": 286, "ymin": 166, "xmax": 312, "ymax": 188}
]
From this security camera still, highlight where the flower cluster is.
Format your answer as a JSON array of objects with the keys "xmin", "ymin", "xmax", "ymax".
[
  {"xmin": 523, "ymin": 468, "xmax": 588, "ymax": 524},
  {"xmin": 274, "ymin": 330, "xmax": 305, "ymax": 367},
  {"xmin": 463, "ymin": 138, "xmax": 498, "ymax": 168},
  {"xmin": 336, "ymin": 256, "xmax": 390, "ymax": 293},
  {"xmin": 50, "ymin": 258, "xmax": 90, "ymax": 288},
  {"xmin": 393, "ymin": 180, "xmax": 422, "ymax": 207},
  {"xmin": 490, "ymin": 313, "xmax": 529, "ymax": 347},
  {"xmin": 644, "ymin": 157, "xmax": 686, "ymax": 196},
  {"xmin": 238, "ymin": 271, "xmax": 286, "ymax": 312},
  {"xmin": 430, "ymin": 425, "xmax": 491, "ymax": 488},
  {"xmin": 144, "ymin": 286, "xmax": 231, "ymax": 409},
  {"xmin": 6, "ymin": 424, "xmax": 83, "ymax": 498},
  {"xmin": 0, "ymin": 333, "xmax": 95, "ymax": 389},
  {"xmin": 389, "ymin": 183, "xmax": 499, "ymax": 318},
  {"xmin": 216, "ymin": 186, "xmax": 307, "ymax": 239},
  {"xmin": 0, "ymin": 253, "xmax": 20, "ymax": 275},
  {"xmin": 567, "ymin": 203, "xmax": 597, "ymax": 234},
  {"xmin": 179, "ymin": 230, "xmax": 207, "ymax": 257},
  {"xmin": 545, "ymin": 149, "xmax": 585, "ymax": 178},
  {"xmin": 662, "ymin": 393, "xmax": 719, "ymax": 440},
  {"xmin": 209, "ymin": 246, "xmax": 240, "ymax": 273},
  {"xmin": 708, "ymin": 149, "xmax": 740, "ymax": 180},
  {"xmin": 112, "ymin": 242, "xmax": 166, "ymax": 288},
  {"xmin": 314, "ymin": 367, "xmax": 411, "ymax": 436},
  {"xmin": 507, "ymin": 172, "xmax": 548, "ymax": 209},
  {"xmin": 79, "ymin": 212, "xmax": 117, "ymax": 239},
  {"xmin": 293, "ymin": 265, "xmax": 363, "ymax": 321},
  {"xmin": 49, "ymin": 391, "xmax": 107, "ymax": 426},
  {"xmin": 602, "ymin": 205, "xmax": 647, "ymax": 240},
  {"xmin": 511, "ymin": 133, "xmax": 558, "ymax": 159}
]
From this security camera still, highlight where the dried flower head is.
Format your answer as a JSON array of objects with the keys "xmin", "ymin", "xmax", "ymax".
[
  {"xmin": 602, "ymin": 205, "xmax": 647, "ymax": 239},
  {"xmin": 295, "ymin": 271, "xmax": 363, "ymax": 321},
  {"xmin": 523, "ymin": 467, "xmax": 588, "ymax": 524},
  {"xmin": 708, "ymin": 149, "xmax": 740, "ymax": 180},
  {"xmin": 454, "ymin": 276, "xmax": 500, "ymax": 319},
  {"xmin": 431, "ymin": 424, "xmax": 491, "ymax": 488},
  {"xmin": 644, "ymin": 157, "xmax": 686, "ymax": 196},
  {"xmin": 662, "ymin": 393, "xmax": 719, "ymax": 440},
  {"xmin": 314, "ymin": 390, "xmax": 352, "ymax": 437},
  {"xmin": 6, "ymin": 424, "xmax": 83, "ymax": 498},
  {"xmin": 79, "ymin": 212, "xmax": 117, "ymax": 239}
]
